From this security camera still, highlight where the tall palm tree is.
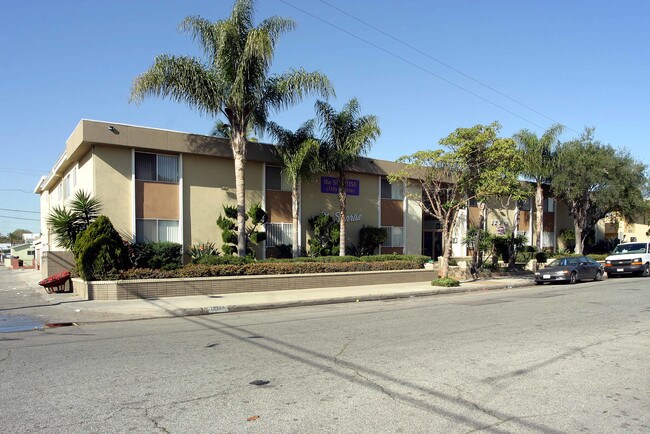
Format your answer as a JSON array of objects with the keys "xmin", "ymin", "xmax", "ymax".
[
  {"xmin": 267, "ymin": 120, "xmax": 320, "ymax": 258},
  {"xmin": 130, "ymin": 0, "xmax": 334, "ymax": 257},
  {"xmin": 315, "ymin": 98, "xmax": 380, "ymax": 256},
  {"xmin": 513, "ymin": 124, "xmax": 564, "ymax": 251}
]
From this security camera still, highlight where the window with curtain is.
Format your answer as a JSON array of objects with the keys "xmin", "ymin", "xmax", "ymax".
[
  {"xmin": 135, "ymin": 152, "xmax": 178, "ymax": 182},
  {"xmin": 136, "ymin": 219, "xmax": 179, "ymax": 243},
  {"xmin": 381, "ymin": 178, "xmax": 404, "ymax": 200},
  {"xmin": 381, "ymin": 226, "xmax": 404, "ymax": 247}
]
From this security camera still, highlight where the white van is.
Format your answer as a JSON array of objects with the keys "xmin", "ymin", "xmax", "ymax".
[{"xmin": 604, "ymin": 241, "xmax": 650, "ymax": 277}]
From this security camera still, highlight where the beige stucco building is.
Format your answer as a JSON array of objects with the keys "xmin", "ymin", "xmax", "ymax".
[
  {"xmin": 36, "ymin": 120, "xmax": 599, "ymax": 276},
  {"xmin": 35, "ymin": 120, "xmax": 433, "ymax": 268}
]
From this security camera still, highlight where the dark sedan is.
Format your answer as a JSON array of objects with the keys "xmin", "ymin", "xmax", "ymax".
[{"xmin": 535, "ymin": 256, "xmax": 604, "ymax": 285}]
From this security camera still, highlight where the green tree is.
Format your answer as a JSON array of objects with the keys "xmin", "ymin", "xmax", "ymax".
[
  {"xmin": 513, "ymin": 124, "xmax": 564, "ymax": 251},
  {"xmin": 389, "ymin": 150, "xmax": 465, "ymax": 278},
  {"xmin": 130, "ymin": 0, "xmax": 334, "ymax": 257},
  {"xmin": 8, "ymin": 229, "xmax": 32, "ymax": 245},
  {"xmin": 216, "ymin": 203, "xmax": 267, "ymax": 256},
  {"xmin": 267, "ymin": 120, "xmax": 321, "ymax": 258},
  {"xmin": 315, "ymin": 98, "xmax": 380, "ymax": 256},
  {"xmin": 552, "ymin": 128, "xmax": 647, "ymax": 254},
  {"xmin": 439, "ymin": 122, "xmax": 526, "ymax": 269},
  {"xmin": 47, "ymin": 190, "xmax": 101, "ymax": 252},
  {"xmin": 74, "ymin": 216, "xmax": 128, "ymax": 281}
]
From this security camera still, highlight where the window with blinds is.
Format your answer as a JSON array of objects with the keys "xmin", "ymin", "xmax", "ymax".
[{"xmin": 135, "ymin": 152, "xmax": 179, "ymax": 183}]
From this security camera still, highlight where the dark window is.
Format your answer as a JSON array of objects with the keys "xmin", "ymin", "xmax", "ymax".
[
  {"xmin": 135, "ymin": 152, "xmax": 179, "ymax": 182},
  {"xmin": 266, "ymin": 166, "xmax": 282, "ymax": 190}
]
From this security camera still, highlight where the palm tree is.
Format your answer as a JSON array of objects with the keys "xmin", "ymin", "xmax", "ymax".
[
  {"xmin": 47, "ymin": 190, "xmax": 101, "ymax": 252},
  {"xmin": 130, "ymin": 0, "xmax": 334, "ymax": 257},
  {"xmin": 513, "ymin": 124, "xmax": 564, "ymax": 251},
  {"xmin": 315, "ymin": 98, "xmax": 380, "ymax": 256},
  {"xmin": 267, "ymin": 120, "xmax": 321, "ymax": 258}
]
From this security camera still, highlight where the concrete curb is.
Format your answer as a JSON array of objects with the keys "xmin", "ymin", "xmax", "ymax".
[{"xmin": 173, "ymin": 279, "xmax": 535, "ymax": 317}]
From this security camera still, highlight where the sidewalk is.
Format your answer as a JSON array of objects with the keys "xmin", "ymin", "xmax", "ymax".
[{"xmin": 8, "ymin": 268, "xmax": 536, "ymax": 324}]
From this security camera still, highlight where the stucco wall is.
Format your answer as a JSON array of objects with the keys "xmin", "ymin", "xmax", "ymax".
[
  {"xmin": 182, "ymin": 155, "xmax": 264, "ymax": 256},
  {"xmin": 93, "ymin": 145, "xmax": 133, "ymax": 239},
  {"xmin": 301, "ymin": 172, "xmax": 380, "ymax": 251}
]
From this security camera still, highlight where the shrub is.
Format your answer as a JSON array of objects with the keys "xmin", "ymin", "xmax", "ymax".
[
  {"xmin": 535, "ymin": 251, "xmax": 548, "ymax": 264},
  {"xmin": 216, "ymin": 203, "xmax": 267, "ymax": 256},
  {"xmin": 196, "ymin": 255, "xmax": 252, "ymax": 266},
  {"xmin": 307, "ymin": 213, "xmax": 340, "ymax": 256},
  {"xmin": 74, "ymin": 216, "xmax": 128, "ymax": 281},
  {"xmin": 119, "ymin": 258, "xmax": 426, "ymax": 280},
  {"xmin": 432, "ymin": 277, "xmax": 460, "ymax": 287},
  {"xmin": 188, "ymin": 242, "xmax": 219, "ymax": 263},
  {"xmin": 275, "ymin": 244, "xmax": 293, "ymax": 259},
  {"xmin": 129, "ymin": 242, "xmax": 183, "ymax": 270},
  {"xmin": 358, "ymin": 226, "xmax": 387, "ymax": 256}
]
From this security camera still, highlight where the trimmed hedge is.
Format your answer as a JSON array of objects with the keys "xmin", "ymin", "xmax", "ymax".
[{"xmin": 119, "ymin": 259, "xmax": 426, "ymax": 280}]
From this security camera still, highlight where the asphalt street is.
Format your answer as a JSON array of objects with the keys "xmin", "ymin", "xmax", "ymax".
[{"xmin": 1, "ymin": 273, "xmax": 649, "ymax": 432}]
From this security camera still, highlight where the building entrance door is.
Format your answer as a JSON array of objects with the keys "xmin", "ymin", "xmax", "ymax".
[{"xmin": 422, "ymin": 231, "xmax": 443, "ymax": 260}]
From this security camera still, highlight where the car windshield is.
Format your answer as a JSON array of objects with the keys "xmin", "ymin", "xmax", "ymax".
[
  {"xmin": 611, "ymin": 243, "xmax": 647, "ymax": 255},
  {"xmin": 548, "ymin": 258, "xmax": 568, "ymax": 267}
]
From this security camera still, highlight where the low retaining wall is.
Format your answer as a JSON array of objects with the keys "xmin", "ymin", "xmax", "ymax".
[{"xmin": 72, "ymin": 269, "xmax": 436, "ymax": 301}]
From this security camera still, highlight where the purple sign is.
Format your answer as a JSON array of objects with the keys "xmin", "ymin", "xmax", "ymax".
[{"xmin": 320, "ymin": 176, "xmax": 360, "ymax": 196}]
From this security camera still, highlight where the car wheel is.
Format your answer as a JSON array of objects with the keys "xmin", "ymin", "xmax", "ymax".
[
  {"xmin": 642, "ymin": 264, "xmax": 650, "ymax": 277},
  {"xmin": 594, "ymin": 270, "xmax": 603, "ymax": 281},
  {"xmin": 569, "ymin": 272, "xmax": 577, "ymax": 284}
]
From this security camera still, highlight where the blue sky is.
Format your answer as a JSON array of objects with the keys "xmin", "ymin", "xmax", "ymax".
[{"xmin": 1, "ymin": 0, "xmax": 648, "ymax": 235}]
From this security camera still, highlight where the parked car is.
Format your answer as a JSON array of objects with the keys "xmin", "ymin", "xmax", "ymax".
[
  {"xmin": 535, "ymin": 256, "xmax": 604, "ymax": 285},
  {"xmin": 604, "ymin": 241, "xmax": 650, "ymax": 278}
]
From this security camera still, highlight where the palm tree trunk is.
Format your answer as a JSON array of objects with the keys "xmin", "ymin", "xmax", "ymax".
[
  {"xmin": 232, "ymin": 132, "xmax": 247, "ymax": 257},
  {"xmin": 535, "ymin": 182, "xmax": 544, "ymax": 251},
  {"xmin": 292, "ymin": 182, "xmax": 300, "ymax": 258},
  {"xmin": 475, "ymin": 202, "xmax": 486, "ymax": 268},
  {"xmin": 338, "ymin": 172, "xmax": 347, "ymax": 256}
]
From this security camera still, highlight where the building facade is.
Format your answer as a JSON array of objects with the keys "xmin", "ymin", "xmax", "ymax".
[{"xmin": 36, "ymin": 120, "xmax": 596, "ymax": 274}]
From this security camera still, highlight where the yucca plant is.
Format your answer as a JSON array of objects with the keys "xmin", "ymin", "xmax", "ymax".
[{"xmin": 47, "ymin": 190, "xmax": 101, "ymax": 252}]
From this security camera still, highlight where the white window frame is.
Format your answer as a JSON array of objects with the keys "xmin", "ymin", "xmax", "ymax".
[{"xmin": 135, "ymin": 152, "xmax": 179, "ymax": 183}]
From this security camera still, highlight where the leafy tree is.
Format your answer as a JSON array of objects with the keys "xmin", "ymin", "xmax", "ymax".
[
  {"xmin": 267, "ymin": 119, "xmax": 321, "ymax": 258},
  {"xmin": 439, "ymin": 122, "xmax": 526, "ymax": 269},
  {"xmin": 389, "ymin": 150, "xmax": 465, "ymax": 278},
  {"xmin": 552, "ymin": 128, "xmax": 647, "ymax": 254},
  {"xmin": 315, "ymin": 98, "xmax": 380, "ymax": 256},
  {"xmin": 216, "ymin": 203, "xmax": 267, "ymax": 256},
  {"xmin": 8, "ymin": 229, "xmax": 32, "ymax": 245},
  {"xmin": 47, "ymin": 190, "xmax": 101, "ymax": 252},
  {"xmin": 74, "ymin": 216, "xmax": 128, "ymax": 281},
  {"xmin": 131, "ymin": 0, "xmax": 334, "ymax": 257},
  {"xmin": 513, "ymin": 124, "xmax": 564, "ymax": 250}
]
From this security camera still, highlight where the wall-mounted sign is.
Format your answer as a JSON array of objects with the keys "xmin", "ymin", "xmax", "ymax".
[
  {"xmin": 321, "ymin": 176, "xmax": 360, "ymax": 196},
  {"xmin": 318, "ymin": 211, "xmax": 363, "ymax": 223}
]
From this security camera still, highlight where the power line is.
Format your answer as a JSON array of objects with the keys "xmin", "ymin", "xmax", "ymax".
[
  {"xmin": 0, "ymin": 207, "xmax": 40, "ymax": 214},
  {"xmin": 317, "ymin": 0, "xmax": 577, "ymax": 134},
  {"xmin": 0, "ymin": 188, "xmax": 33, "ymax": 193},
  {"xmin": 0, "ymin": 214, "xmax": 40, "ymax": 222},
  {"xmin": 277, "ymin": 0, "xmax": 560, "ymax": 133},
  {"xmin": 0, "ymin": 167, "xmax": 47, "ymax": 175}
]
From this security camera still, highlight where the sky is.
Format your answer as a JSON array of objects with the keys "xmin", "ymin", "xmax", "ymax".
[{"xmin": 1, "ymin": 0, "xmax": 649, "ymax": 235}]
